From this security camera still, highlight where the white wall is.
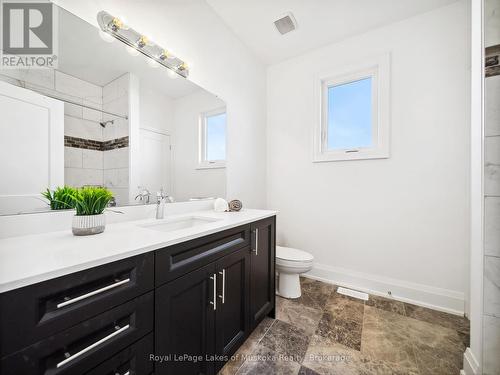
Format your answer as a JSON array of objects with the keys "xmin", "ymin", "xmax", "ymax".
[
  {"xmin": 172, "ymin": 90, "xmax": 226, "ymax": 201},
  {"xmin": 52, "ymin": 0, "xmax": 267, "ymax": 208},
  {"xmin": 139, "ymin": 82, "xmax": 174, "ymax": 134},
  {"xmin": 267, "ymin": 1, "xmax": 470, "ymax": 313}
]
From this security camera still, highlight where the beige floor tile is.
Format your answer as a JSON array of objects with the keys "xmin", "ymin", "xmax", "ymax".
[
  {"xmin": 361, "ymin": 306, "xmax": 419, "ymax": 373},
  {"xmin": 276, "ymin": 296, "xmax": 323, "ymax": 336},
  {"xmin": 365, "ymin": 295, "xmax": 406, "ymax": 316}
]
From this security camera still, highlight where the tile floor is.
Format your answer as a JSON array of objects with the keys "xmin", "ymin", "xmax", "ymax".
[{"xmin": 219, "ymin": 277, "xmax": 470, "ymax": 375}]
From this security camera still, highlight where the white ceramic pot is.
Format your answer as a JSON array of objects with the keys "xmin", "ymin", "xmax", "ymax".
[{"xmin": 72, "ymin": 214, "xmax": 106, "ymax": 236}]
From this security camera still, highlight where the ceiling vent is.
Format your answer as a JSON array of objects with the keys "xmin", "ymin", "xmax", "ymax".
[{"xmin": 274, "ymin": 12, "xmax": 297, "ymax": 35}]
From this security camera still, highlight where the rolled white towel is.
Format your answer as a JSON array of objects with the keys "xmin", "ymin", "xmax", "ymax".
[{"xmin": 214, "ymin": 198, "xmax": 229, "ymax": 212}]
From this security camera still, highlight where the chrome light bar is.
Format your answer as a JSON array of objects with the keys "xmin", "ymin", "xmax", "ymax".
[{"xmin": 97, "ymin": 11, "xmax": 189, "ymax": 78}]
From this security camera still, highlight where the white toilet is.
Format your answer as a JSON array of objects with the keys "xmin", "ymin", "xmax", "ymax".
[{"xmin": 276, "ymin": 246, "xmax": 314, "ymax": 298}]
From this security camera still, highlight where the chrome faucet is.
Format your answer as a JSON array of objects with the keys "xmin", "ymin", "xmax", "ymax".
[
  {"xmin": 156, "ymin": 189, "xmax": 173, "ymax": 219},
  {"xmin": 135, "ymin": 187, "xmax": 151, "ymax": 204}
]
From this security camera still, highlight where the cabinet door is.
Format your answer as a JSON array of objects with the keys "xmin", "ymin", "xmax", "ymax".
[
  {"xmin": 155, "ymin": 262, "xmax": 216, "ymax": 375},
  {"xmin": 249, "ymin": 217, "xmax": 276, "ymax": 330},
  {"xmin": 214, "ymin": 247, "xmax": 250, "ymax": 372}
]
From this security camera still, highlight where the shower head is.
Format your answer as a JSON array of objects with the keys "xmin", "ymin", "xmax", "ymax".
[{"xmin": 99, "ymin": 120, "xmax": 114, "ymax": 128}]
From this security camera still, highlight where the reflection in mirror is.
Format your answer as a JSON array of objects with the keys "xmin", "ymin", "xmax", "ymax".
[{"xmin": 0, "ymin": 5, "xmax": 226, "ymax": 215}]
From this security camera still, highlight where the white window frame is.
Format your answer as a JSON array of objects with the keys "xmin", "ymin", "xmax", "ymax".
[
  {"xmin": 198, "ymin": 107, "xmax": 226, "ymax": 169},
  {"xmin": 313, "ymin": 53, "xmax": 390, "ymax": 162}
]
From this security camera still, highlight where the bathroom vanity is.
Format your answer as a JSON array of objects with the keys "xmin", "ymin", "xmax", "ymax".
[{"xmin": 0, "ymin": 210, "xmax": 276, "ymax": 375}]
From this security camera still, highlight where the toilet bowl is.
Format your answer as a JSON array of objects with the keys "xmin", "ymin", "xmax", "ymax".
[{"xmin": 276, "ymin": 246, "xmax": 314, "ymax": 298}]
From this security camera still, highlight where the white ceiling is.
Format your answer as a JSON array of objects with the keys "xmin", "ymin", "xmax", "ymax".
[
  {"xmin": 58, "ymin": 7, "xmax": 202, "ymax": 99},
  {"xmin": 206, "ymin": 0, "xmax": 459, "ymax": 64}
]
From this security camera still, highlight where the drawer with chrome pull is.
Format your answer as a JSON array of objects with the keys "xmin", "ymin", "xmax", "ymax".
[
  {"xmin": 0, "ymin": 253, "xmax": 153, "ymax": 357},
  {"xmin": 155, "ymin": 224, "xmax": 250, "ymax": 286},
  {"xmin": 85, "ymin": 333, "xmax": 153, "ymax": 375},
  {"xmin": 0, "ymin": 291, "xmax": 153, "ymax": 375}
]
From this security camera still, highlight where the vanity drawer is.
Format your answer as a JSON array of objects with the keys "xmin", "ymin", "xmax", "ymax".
[
  {"xmin": 0, "ymin": 253, "xmax": 154, "ymax": 357},
  {"xmin": 155, "ymin": 224, "xmax": 250, "ymax": 286},
  {"xmin": 0, "ymin": 291, "xmax": 153, "ymax": 375},
  {"xmin": 85, "ymin": 333, "xmax": 153, "ymax": 375}
]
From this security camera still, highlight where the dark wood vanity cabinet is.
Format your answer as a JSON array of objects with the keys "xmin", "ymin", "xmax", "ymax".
[
  {"xmin": 214, "ymin": 247, "xmax": 250, "ymax": 372},
  {"xmin": 0, "ymin": 216, "xmax": 276, "ymax": 375},
  {"xmin": 249, "ymin": 217, "xmax": 276, "ymax": 329},
  {"xmin": 155, "ymin": 229, "xmax": 254, "ymax": 375},
  {"xmin": 155, "ymin": 262, "xmax": 217, "ymax": 375}
]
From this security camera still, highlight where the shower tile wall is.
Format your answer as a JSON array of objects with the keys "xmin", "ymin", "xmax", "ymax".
[
  {"xmin": 484, "ymin": 55, "xmax": 500, "ymax": 375},
  {"xmin": 56, "ymin": 71, "xmax": 104, "ymax": 187},
  {"xmin": 483, "ymin": 2, "xmax": 500, "ymax": 372},
  {"xmin": 102, "ymin": 74, "xmax": 130, "ymax": 205}
]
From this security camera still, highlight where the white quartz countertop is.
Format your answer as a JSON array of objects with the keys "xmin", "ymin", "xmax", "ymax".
[{"xmin": 0, "ymin": 209, "xmax": 276, "ymax": 293}]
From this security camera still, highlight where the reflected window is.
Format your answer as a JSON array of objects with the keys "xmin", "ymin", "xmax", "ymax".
[{"xmin": 199, "ymin": 108, "xmax": 226, "ymax": 168}]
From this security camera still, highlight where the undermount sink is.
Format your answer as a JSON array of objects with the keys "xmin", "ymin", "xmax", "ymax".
[{"xmin": 139, "ymin": 216, "xmax": 221, "ymax": 233}]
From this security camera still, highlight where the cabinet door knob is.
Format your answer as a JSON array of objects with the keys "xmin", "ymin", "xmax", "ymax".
[
  {"xmin": 218, "ymin": 269, "xmax": 226, "ymax": 304},
  {"xmin": 209, "ymin": 274, "xmax": 217, "ymax": 310}
]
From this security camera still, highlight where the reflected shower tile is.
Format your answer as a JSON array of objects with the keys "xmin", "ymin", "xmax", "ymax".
[
  {"xmin": 485, "ymin": 197, "xmax": 500, "ymax": 257},
  {"xmin": 82, "ymin": 149, "xmax": 103, "ymax": 169},
  {"xmin": 64, "ymin": 146, "xmax": 82, "ymax": 168},
  {"xmin": 486, "ymin": 75, "xmax": 500, "ymax": 136},
  {"xmin": 485, "ymin": 256, "xmax": 500, "ymax": 317},
  {"xmin": 483, "ymin": 315, "xmax": 500, "ymax": 375},
  {"xmin": 485, "ymin": 136, "xmax": 500, "ymax": 196}
]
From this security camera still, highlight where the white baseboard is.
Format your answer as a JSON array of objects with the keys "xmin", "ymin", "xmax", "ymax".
[
  {"xmin": 304, "ymin": 262, "xmax": 465, "ymax": 315},
  {"xmin": 462, "ymin": 348, "xmax": 480, "ymax": 375}
]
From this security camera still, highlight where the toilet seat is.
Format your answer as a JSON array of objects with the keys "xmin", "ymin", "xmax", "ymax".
[
  {"xmin": 276, "ymin": 246, "xmax": 314, "ymax": 262},
  {"xmin": 276, "ymin": 258, "xmax": 313, "ymax": 268}
]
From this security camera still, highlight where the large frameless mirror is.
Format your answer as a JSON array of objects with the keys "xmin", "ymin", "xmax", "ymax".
[{"xmin": 0, "ymin": 4, "xmax": 226, "ymax": 215}]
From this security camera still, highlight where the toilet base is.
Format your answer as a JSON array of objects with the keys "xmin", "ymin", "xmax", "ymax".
[{"xmin": 277, "ymin": 272, "xmax": 301, "ymax": 299}]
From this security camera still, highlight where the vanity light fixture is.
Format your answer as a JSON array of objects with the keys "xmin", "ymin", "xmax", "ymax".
[{"xmin": 97, "ymin": 11, "xmax": 189, "ymax": 78}]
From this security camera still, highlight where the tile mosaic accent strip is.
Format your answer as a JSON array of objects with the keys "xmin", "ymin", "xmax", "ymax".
[
  {"xmin": 486, "ymin": 45, "xmax": 500, "ymax": 77},
  {"xmin": 64, "ymin": 136, "xmax": 129, "ymax": 151}
]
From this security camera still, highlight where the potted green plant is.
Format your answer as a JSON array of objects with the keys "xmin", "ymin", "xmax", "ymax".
[
  {"xmin": 70, "ymin": 187, "xmax": 114, "ymax": 236},
  {"xmin": 42, "ymin": 186, "xmax": 76, "ymax": 210}
]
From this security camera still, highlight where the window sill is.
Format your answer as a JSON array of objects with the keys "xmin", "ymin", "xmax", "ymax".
[
  {"xmin": 196, "ymin": 163, "xmax": 226, "ymax": 170},
  {"xmin": 313, "ymin": 149, "xmax": 389, "ymax": 162}
]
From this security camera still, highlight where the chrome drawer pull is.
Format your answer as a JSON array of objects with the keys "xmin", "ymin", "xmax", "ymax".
[
  {"xmin": 218, "ymin": 269, "xmax": 226, "ymax": 304},
  {"xmin": 253, "ymin": 228, "xmax": 259, "ymax": 256},
  {"xmin": 209, "ymin": 274, "xmax": 217, "ymax": 311},
  {"xmin": 57, "ymin": 278, "xmax": 130, "ymax": 309},
  {"xmin": 56, "ymin": 324, "xmax": 130, "ymax": 368},
  {"xmin": 115, "ymin": 371, "xmax": 130, "ymax": 375}
]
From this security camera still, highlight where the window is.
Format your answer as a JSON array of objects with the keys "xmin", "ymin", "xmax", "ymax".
[
  {"xmin": 199, "ymin": 108, "xmax": 226, "ymax": 168},
  {"xmin": 314, "ymin": 54, "xmax": 390, "ymax": 162}
]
